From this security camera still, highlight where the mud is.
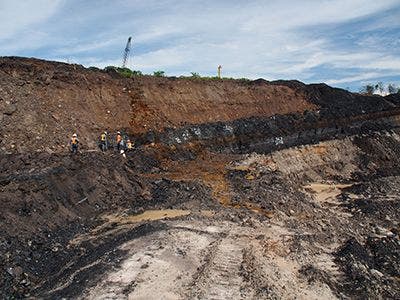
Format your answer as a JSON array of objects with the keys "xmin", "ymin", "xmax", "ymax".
[
  {"xmin": 303, "ymin": 183, "xmax": 354, "ymax": 203},
  {"xmin": 105, "ymin": 209, "xmax": 191, "ymax": 223}
]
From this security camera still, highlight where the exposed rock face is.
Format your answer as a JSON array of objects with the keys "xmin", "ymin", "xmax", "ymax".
[{"xmin": 1, "ymin": 56, "xmax": 399, "ymax": 154}]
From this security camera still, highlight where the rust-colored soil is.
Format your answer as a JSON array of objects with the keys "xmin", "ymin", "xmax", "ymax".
[{"xmin": 136, "ymin": 76, "xmax": 314, "ymax": 128}]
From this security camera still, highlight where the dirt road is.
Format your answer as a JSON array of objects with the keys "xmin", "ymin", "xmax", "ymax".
[{"xmin": 42, "ymin": 210, "xmax": 338, "ymax": 300}]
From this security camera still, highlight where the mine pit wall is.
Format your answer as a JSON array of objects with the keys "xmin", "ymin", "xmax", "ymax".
[
  {"xmin": 137, "ymin": 109, "xmax": 400, "ymax": 155},
  {"xmin": 0, "ymin": 57, "xmax": 315, "ymax": 154},
  {"xmin": 2, "ymin": 56, "xmax": 400, "ymax": 155}
]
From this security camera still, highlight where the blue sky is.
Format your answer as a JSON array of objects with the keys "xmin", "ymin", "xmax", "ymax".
[{"xmin": 0, "ymin": 0, "xmax": 399, "ymax": 91}]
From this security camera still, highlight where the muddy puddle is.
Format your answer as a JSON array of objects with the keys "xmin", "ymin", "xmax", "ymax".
[
  {"xmin": 105, "ymin": 209, "xmax": 192, "ymax": 223},
  {"xmin": 304, "ymin": 183, "xmax": 356, "ymax": 203}
]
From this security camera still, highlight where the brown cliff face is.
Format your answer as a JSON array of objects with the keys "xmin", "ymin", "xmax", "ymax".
[
  {"xmin": 0, "ymin": 56, "xmax": 316, "ymax": 153},
  {"xmin": 134, "ymin": 76, "xmax": 314, "ymax": 128},
  {"xmin": 2, "ymin": 57, "xmax": 399, "ymax": 154}
]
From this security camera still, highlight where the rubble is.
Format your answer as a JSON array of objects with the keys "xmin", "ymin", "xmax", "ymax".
[{"xmin": 335, "ymin": 236, "xmax": 400, "ymax": 299}]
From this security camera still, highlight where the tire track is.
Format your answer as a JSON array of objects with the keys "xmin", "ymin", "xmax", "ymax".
[{"xmin": 189, "ymin": 235, "xmax": 251, "ymax": 299}]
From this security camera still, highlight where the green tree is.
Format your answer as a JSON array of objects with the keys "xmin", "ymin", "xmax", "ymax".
[
  {"xmin": 103, "ymin": 66, "xmax": 143, "ymax": 78},
  {"xmin": 104, "ymin": 66, "xmax": 117, "ymax": 71},
  {"xmin": 190, "ymin": 72, "xmax": 200, "ymax": 78},
  {"xmin": 153, "ymin": 70, "xmax": 165, "ymax": 77},
  {"xmin": 131, "ymin": 70, "xmax": 143, "ymax": 76},
  {"xmin": 117, "ymin": 67, "xmax": 133, "ymax": 78}
]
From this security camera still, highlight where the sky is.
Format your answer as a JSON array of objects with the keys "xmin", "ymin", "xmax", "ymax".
[{"xmin": 0, "ymin": 0, "xmax": 399, "ymax": 91}]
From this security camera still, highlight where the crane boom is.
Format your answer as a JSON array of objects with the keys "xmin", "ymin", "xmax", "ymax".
[{"xmin": 122, "ymin": 37, "xmax": 132, "ymax": 68}]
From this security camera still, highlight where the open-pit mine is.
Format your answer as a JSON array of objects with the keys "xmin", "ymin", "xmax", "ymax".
[{"xmin": 1, "ymin": 57, "xmax": 399, "ymax": 299}]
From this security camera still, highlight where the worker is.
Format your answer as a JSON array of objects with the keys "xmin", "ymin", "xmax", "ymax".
[
  {"xmin": 70, "ymin": 133, "xmax": 79, "ymax": 154},
  {"xmin": 116, "ymin": 131, "xmax": 123, "ymax": 151},
  {"xmin": 99, "ymin": 131, "xmax": 108, "ymax": 152},
  {"xmin": 126, "ymin": 139, "xmax": 133, "ymax": 151}
]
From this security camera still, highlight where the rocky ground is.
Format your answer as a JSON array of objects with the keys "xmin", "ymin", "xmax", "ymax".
[
  {"xmin": 0, "ymin": 57, "xmax": 399, "ymax": 299},
  {"xmin": 1, "ymin": 130, "xmax": 399, "ymax": 299}
]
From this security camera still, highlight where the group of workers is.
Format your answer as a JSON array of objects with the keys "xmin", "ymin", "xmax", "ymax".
[{"xmin": 69, "ymin": 131, "xmax": 134, "ymax": 154}]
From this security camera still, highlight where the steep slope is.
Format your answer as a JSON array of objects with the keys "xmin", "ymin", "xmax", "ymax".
[
  {"xmin": 1, "ymin": 56, "xmax": 399, "ymax": 154},
  {"xmin": 0, "ymin": 57, "xmax": 313, "ymax": 153}
]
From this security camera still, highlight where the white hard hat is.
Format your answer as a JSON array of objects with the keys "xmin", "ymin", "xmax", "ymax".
[
  {"xmin": 117, "ymin": 131, "xmax": 121, "ymax": 134},
  {"xmin": 72, "ymin": 133, "xmax": 77, "ymax": 137}
]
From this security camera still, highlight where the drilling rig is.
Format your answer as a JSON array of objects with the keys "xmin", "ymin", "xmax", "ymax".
[{"xmin": 122, "ymin": 37, "xmax": 132, "ymax": 68}]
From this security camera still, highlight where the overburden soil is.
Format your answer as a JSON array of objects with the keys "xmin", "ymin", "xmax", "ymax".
[{"xmin": 1, "ymin": 57, "xmax": 400, "ymax": 299}]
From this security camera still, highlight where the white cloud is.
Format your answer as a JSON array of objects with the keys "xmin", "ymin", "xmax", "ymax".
[
  {"xmin": 134, "ymin": 26, "xmax": 185, "ymax": 43},
  {"xmin": 0, "ymin": 30, "xmax": 49, "ymax": 52},
  {"xmin": 240, "ymin": 0, "xmax": 399, "ymax": 31},
  {"xmin": 52, "ymin": 37, "xmax": 123, "ymax": 56},
  {"xmin": 325, "ymin": 72, "xmax": 385, "ymax": 85},
  {"xmin": 363, "ymin": 56, "xmax": 400, "ymax": 71},
  {"xmin": 0, "ymin": 0, "xmax": 62, "ymax": 40}
]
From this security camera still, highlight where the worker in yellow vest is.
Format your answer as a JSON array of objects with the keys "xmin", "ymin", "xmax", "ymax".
[
  {"xmin": 70, "ymin": 133, "xmax": 79, "ymax": 154},
  {"xmin": 99, "ymin": 131, "xmax": 108, "ymax": 151},
  {"xmin": 126, "ymin": 139, "xmax": 134, "ymax": 151}
]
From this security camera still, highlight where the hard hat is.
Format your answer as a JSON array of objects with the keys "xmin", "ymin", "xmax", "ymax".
[
  {"xmin": 117, "ymin": 131, "xmax": 121, "ymax": 134},
  {"xmin": 104, "ymin": 131, "xmax": 107, "ymax": 134},
  {"xmin": 72, "ymin": 133, "xmax": 77, "ymax": 137}
]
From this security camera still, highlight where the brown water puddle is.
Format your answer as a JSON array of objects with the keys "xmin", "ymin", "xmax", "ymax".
[
  {"xmin": 304, "ymin": 183, "xmax": 356, "ymax": 203},
  {"xmin": 105, "ymin": 209, "xmax": 191, "ymax": 223}
]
